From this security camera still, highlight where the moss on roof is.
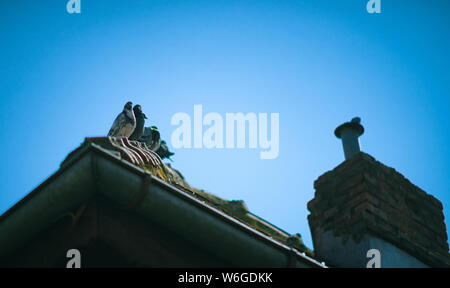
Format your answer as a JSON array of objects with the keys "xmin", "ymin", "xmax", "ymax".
[{"xmin": 139, "ymin": 161, "xmax": 314, "ymax": 257}]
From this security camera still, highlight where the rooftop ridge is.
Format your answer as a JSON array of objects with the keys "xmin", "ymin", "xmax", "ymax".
[{"xmin": 60, "ymin": 137, "xmax": 315, "ymax": 257}]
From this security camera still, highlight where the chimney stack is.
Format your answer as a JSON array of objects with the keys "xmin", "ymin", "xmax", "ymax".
[
  {"xmin": 335, "ymin": 117, "xmax": 364, "ymax": 160},
  {"xmin": 307, "ymin": 120, "xmax": 450, "ymax": 268}
]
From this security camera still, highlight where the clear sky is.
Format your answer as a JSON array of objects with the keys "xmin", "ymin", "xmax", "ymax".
[{"xmin": 0, "ymin": 0, "xmax": 449, "ymax": 249}]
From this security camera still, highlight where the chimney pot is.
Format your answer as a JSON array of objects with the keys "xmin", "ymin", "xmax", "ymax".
[{"xmin": 334, "ymin": 117, "xmax": 364, "ymax": 159}]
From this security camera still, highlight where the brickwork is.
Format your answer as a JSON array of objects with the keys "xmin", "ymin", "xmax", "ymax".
[{"xmin": 308, "ymin": 152, "xmax": 450, "ymax": 267}]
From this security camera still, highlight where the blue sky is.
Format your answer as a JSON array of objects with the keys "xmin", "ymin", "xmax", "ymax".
[{"xmin": 0, "ymin": 0, "xmax": 449, "ymax": 249}]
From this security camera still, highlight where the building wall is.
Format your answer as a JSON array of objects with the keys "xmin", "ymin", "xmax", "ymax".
[
  {"xmin": 1, "ymin": 197, "xmax": 231, "ymax": 267},
  {"xmin": 314, "ymin": 229, "xmax": 428, "ymax": 268},
  {"xmin": 368, "ymin": 235, "xmax": 429, "ymax": 268}
]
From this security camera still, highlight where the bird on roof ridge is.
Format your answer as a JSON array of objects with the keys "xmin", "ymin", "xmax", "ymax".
[
  {"xmin": 141, "ymin": 125, "xmax": 161, "ymax": 152},
  {"xmin": 107, "ymin": 101, "xmax": 136, "ymax": 138},
  {"xmin": 129, "ymin": 104, "xmax": 147, "ymax": 141},
  {"xmin": 156, "ymin": 140, "xmax": 175, "ymax": 162}
]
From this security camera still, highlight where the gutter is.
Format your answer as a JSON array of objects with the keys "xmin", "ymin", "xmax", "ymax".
[{"xmin": 0, "ymin": 144, "xmax": 326, "ymax": 268}]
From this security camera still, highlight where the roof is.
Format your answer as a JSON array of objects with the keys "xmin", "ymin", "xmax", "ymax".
[{"xmin": 0, "ymin": 137, "xmax": 325, "ymax": 268}]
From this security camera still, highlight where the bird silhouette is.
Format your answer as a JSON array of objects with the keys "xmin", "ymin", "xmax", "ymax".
[
  {"xmin": 156, "ymin": 140, "xmax": 175, "ymax": 161},
  {"xmin": 107, "ymin": 101, "xmax": 136, "ymax": 138},
  {"xmin": 129, "ymin": 105, "xmax": 147, "ymax": 141}
]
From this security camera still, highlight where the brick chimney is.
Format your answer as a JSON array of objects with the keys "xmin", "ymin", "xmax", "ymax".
[{"xmin": 307, "ymin": 119, "xmax": 450, "ymax": 268}]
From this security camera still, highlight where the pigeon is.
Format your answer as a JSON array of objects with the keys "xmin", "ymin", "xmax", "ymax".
[
  {"xmin": 156, "ymin": 140, "xmax": 175, "ymax": 161},
  {"xmin": 141, "ymin": 126, "xmax": 161, "ymax": 151},
  {"xmin": 107, "ymin": 101, "xmax": 136, "ymax": 138},
  {"xmin": 129, "ymin": 105, "xmax": 147, "ymax": 141}
]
